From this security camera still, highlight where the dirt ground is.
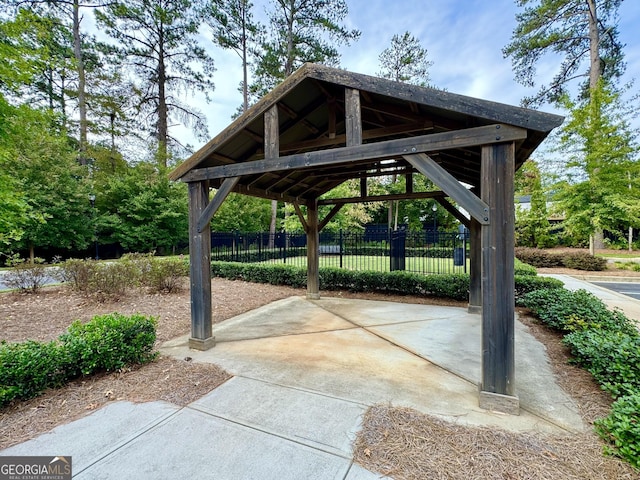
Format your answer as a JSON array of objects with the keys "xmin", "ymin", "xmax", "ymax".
[{"xmin": 1, "ymin": 275, "xmax": 638, "ymax": 478}]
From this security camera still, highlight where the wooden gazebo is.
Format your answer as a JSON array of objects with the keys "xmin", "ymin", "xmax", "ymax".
[{"xmin": 170, "ymin": 64, "xmax": 563, "ymax": 414}]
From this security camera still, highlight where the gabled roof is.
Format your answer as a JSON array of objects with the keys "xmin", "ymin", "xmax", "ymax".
[{"xmin": 170, "ymin": 63, "xmax": 563, "ymax": 202}]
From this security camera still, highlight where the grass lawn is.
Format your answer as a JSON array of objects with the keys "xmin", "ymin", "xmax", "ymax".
[{"xmin": 265, "ymin": 254, "xmax": 470, "ymax": 275}]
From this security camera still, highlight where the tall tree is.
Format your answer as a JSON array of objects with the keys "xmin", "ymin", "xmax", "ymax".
[
  {"xmin": 552, "ymin": 81, "xmax": 639, "ymax": 250},
  {"xmin": 514, "ymin": 160, "xmax": 553, "ymax": 248},
  {"xmin": 377, "ymin": 31, "xmax": 434, "ymax": 230},
  {"xmin": 252, "ymin": 0, "xmax": 360, "ymax": 95},
  {"xmin": 205, "ymin": 0, "xmax": 262, "ymax": 112},
  {"xmin": 96, "ymin": 0, "xmax": 216, "ymax": 167},
  {"xmin": 253, "ymin": 0, "xmax": 359, "ymax": 242},
  {"xmin": 377, "ymin": 31, "xmax": 433, "ymax": 86},
  {"xmin": 503, "ymin": 0, "xmax": 625, "ymax": 107}
]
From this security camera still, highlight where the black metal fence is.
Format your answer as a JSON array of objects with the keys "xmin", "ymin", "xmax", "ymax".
[{"xmin": 211, "ymin": 228, "xmax": 469, "ymax": 275}]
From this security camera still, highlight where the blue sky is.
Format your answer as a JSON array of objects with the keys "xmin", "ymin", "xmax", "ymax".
[{"xmin": 172, "ymin": 0, "xmax": 640, "ymax": 152}]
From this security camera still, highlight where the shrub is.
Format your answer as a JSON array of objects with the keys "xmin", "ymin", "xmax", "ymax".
[
  {"xmin": 518, "ymin": 288, "xmax": 636, "ymax": 334},
  {"xmin": 562, "ymin": 251, "xmax": 607, "ymax": 271},
  {"xmin": 595, "ymin": 393, "xmax": 640, "ymax": 469},
  {"xmin": 514, "ymin": 259, "xmax": 537, "ymax": 276},
  {"xmin": 89, "ymin": 262, "xmax": 139, "ymax": 299},
  {"xmin": 120, "ymin": 252, "xmax": 155, "ymax": 284},
  {"xmin": 60, "ymin": 313, "xmax": 158, "ymax": 376},
  {"xmin": 563, "ymin": 329, "xmax": 640, "ymax": 398},
  {"xmin": 0, "ymin": 340, "xmax": 70, "ymax": 406},
  {"xmin": 55, "ymin": 258, "xmax": 99, "ymax": 292},
  {"xmin": 3, "ymin": 255, "xmax": 48, "ymax": 293},
  {"xmin": 514, "ymin": 247, "xmax": 563, "ymax": 268},
  {"xmin": 513, "ymin": 275, "xmax": 563, "ymax": 301},
  {"xmin": 146, "ymin": 257, "xmax": 189, "ymax": 293}
]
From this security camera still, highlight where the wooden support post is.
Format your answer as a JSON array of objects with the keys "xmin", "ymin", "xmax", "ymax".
[
  {"xmin": 188, "ymin": 181, "xmax": 215, "ymax": 351},
  {"xmin": 468, "ymin": 217, "xmax": 482, "ymax": 313},
  {"xmin": 307, "ymin": 199, "xmax": 320, "ymax": 299},
  {"xmin": 265, "ymin": 104, "xmax": 279, "ymax": 158},
  {"xmin": 360, "ymin": 177, "xmax": 367, "ymax": 197},
  {"xmin": 479, "ymin": 142, "xmax": 518, "ymax": 414},
  {"xmin": 406, "ymin": 173, "xmax": 413, "ymax": 194}
]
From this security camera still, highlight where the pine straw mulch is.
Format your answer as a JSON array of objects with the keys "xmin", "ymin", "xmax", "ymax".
[{"xmin": 353, "ymin": 311, "xmax": 639, "ymax": 479}]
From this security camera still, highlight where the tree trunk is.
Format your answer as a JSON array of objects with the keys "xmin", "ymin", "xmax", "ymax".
[
  {"xmin": 73, "ymin": 0, "xmax": 88, "ymax": 165},
  {"xmin": 29, "ymin": 244, "xmax": 35, "ymax": 263},
  {"xmin": 587, "ymin": 0, "xmax": 605, "ymax": 251},
  {"xmin": 241, "ymin": 1, "xmax": 249, "ymax": 113},
  {"xmin": 157, "ymin": 25, "xmax": 169, "ymax": 168}
]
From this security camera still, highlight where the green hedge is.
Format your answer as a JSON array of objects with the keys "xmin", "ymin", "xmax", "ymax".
[
  {"xmin": 520, "ymin": 285, "xmax": 640, "ymax": 468},
  {"xmin": 515, "ymin": 247, "xmax": 607, "ymax": 271},
  {"xmin": 211, "ymin": 261, "xmax": 561, "ymax": 302},
  {"xmin": 0, "ymin": 313, "xmax": 157, "ymax": 407}
]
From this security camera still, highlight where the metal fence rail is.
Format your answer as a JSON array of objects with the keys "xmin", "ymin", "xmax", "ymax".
[{"xmin": 211, "ymin": 229, "xmax": 469, "ymax": 276}]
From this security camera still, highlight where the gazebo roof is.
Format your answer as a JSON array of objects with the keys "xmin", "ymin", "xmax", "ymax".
[{"xmin": 170, "ymin": 63, "xmax": 563, "ymax": 201}]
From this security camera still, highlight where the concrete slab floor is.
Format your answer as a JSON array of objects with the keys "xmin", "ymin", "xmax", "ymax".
[{"xmin": 162, "ymin": 296, "xmax": 585, "ymax": 434}]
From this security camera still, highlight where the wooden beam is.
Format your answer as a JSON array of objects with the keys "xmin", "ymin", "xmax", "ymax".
[
  {"xmin": 345, "ymin": 88, "xmax": 362, "ymax": 147},
  {"xmin": 265, "ymin": 104, "xmax": 279, "ymax": 159},
  {"xmin": 360, "ymin": 177, "xmax": 367, "ymax": 197},
  {"xmin": 307, "ymin": 199, "xmax": 320, "ymax": 299},
  {"xmin": 181, "ymin": 124, "xmax": 527, "ymax": 182},
  {"xmin": 293, "ymin": 202, "xmax": 309, "ymax": 233},
  {"xmin": 319, "ymin": 204, "xmax": 344, "ymax": 231},
  {"xmin": 480, "ymin": 142, "xmax": 517, "ymax": 412},
  {"xmin": 197, "ymin": 177, "xmax": 239, "ymax": 233},
  {"xmin": 404, "ymin": 153, "xmax": 490, "ymax": 225},
  {"xmin": 318, "ymin": 190, "xmax": 444, "ymax": 206},
  {"xmin": 188, "ymin": 181, "xmax": 214, "ymax": 350},
  {"xmin": 436, "ymin": 198, "xmax": 470, "ymax": 228},
  {"xmin": 406, "ymin": 173, "xmax": 413, "ymax": 194},
  {"xmin": 328, "ymin": 99, "xmax": 337, "ymax": 139},
  {"xmin": 279, "ymin": 121, "xmax": 433, "ymax": 154}
]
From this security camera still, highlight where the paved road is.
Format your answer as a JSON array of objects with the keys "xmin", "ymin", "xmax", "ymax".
[
  {"xmin": 592, "ymin": 282, "xmax": 640, "ymax": 301},
  {"xmin": 0, "ymin": 268, "xmax": 60, "ymax": 291}
]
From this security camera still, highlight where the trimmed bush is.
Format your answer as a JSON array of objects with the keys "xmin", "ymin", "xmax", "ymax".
[
  {"xmin": 515, "ymin": 247, "xmax": 564, "ymax": 268},
  {"xmin": 60, "ymin": 313, "xmax": 158, "ymax": 376},
  {"xmin": 595, "ymin": 393, "xmax": 640, "ymax": 469},
  {"xmin": 0, "ymin": 340, "xmax": 70, "ymax": 405},
  {"xmin": 513, "ymin": 275, "xmax": 563, "ymax": 301},
  {"xmin": 515, "ymin": 247, "xmax": 608, "ymax": 271},
  {"xmin": 514, "ymin": 259, "xmax": 537, "ymax": 276},
  {"xmin": 562, "ymin": 251, "xmax": 607, "ymax": 271},
  {"xmin": 563, "ymin": 329, "xmax": 640, "ymax": 398},
  {"xmin": 212, "ymin": 260, "xmax": 552, "ymax": 303}
]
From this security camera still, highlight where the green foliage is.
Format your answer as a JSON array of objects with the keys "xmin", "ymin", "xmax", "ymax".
[
  {"xmin": 513, "ymin": 274, "xmax": 563, "ymax": 301},
  {"xmin": 0, "ymin": 312, "xmax": 158, "ymax": 406},
  {"xmin": 518, "ymin": 288, "xmax": 636, "ymax": 334},
  {"xmin": 211, "ymin": 260, "xmax": 554, "ymax": 302},
  {"xmin": 60, "ymin": 313, "xmax": 157, "ymax": 376},
  {"xmin": 0, "ymin": 340, "xmax": 69, "ymax": 405},
  {"xmin": 146, "ymin": 257, "xmax": 189, "ymax": 293},
  {"xmin": 595, "ymin": 393, "xmax": 640, "ymax": 468},
  {"xmin": 2, "ymin": 255, "xmax": 48, "ymax": 293},
  {"xmin": 562, "ymin": 251, "xmax": 608, "ymax": 271},
  {"xmin": 552, "ymin": 81, "xmax": 640, "ymax": 244},
  {"xmin": 95, "ymin": 0, "xmax": 215, "ymax": 163},
  {"xmin": 96, "ymin": 162, "xmax": 188, "ymax": 253},
  {"xmin": 563, "ymin": 329, "xmax": 640, "ymax": 398},
  {"xmin": 503, "ymin": 0, "xmax": 625, "ymax": 107},
  {"xmin": 377, "ymin": 31, "xmax": 433, "ymax": 86},
  {"xmin": 514, "ymin": 160, "xmax": 554, "ymax": 248},
  {"xmin": 251, "ymin": 0, "xmax": 360, "ymax": 96},
  {"xmin": 211, "ymin": 193, "xmax": 272, "ymax": 232},
  {"xmin": 514, "ymin": 258, "xmax": 537, "ymax": 276}
]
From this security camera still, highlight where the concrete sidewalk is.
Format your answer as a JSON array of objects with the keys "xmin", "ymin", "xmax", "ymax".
[{"xmin": 2, "ymin": 293, "xmax": 591, "ymax": 479}]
